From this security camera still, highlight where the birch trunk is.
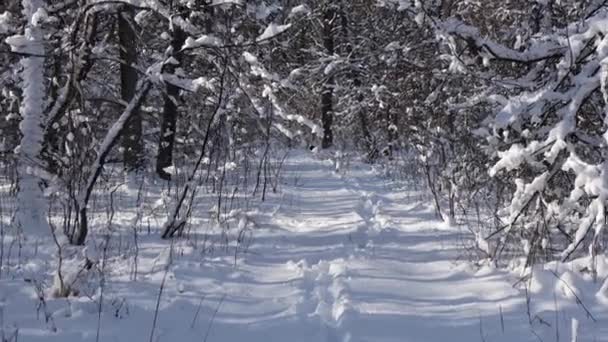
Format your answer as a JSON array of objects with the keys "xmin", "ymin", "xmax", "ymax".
[{"xmin": 10, "ymin": 0, "xmax": 49, "ymax": 236}]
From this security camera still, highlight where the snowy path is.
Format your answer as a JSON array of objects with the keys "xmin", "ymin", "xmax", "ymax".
[
  {"xmin": 2, "ymin": 152, "xmax": 607, "ymax": 342},
  {"xmin": 223, "ymin": 154, "xmax": 531, "ymax": 342}
]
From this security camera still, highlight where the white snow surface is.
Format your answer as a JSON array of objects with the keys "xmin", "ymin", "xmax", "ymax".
[
  {"xmin": 256, "ymin": 23, "xmax": 291, "ymax": 42},
  {"xmin": 1, "ymin": 151, "xmax": 608, "ymax": 341},
  {"xmin": 0, "ymin": 11, "xmax": 12, "ymax": 34},
  {"xmin": 182, "ymin": 34, "xmax": 224, "ymax": 50}
]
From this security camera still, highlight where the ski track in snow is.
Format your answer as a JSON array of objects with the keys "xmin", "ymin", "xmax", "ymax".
[{"xmin": 2, "ymin": 151, "xmax": 608, "ymax": 341}]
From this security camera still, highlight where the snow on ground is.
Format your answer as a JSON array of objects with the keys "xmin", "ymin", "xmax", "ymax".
[{"xmin": 1, "ymin": 150, "xmax": 608, "ymax": 341}]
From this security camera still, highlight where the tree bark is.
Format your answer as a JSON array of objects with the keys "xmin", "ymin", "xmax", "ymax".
[
  {"xmin": 119, "ymin": 9, "xmax": 143, "ymax": 171},
  {"xmin": 156, "ymin": 24, "xmax": 186, "ymax": 180}
]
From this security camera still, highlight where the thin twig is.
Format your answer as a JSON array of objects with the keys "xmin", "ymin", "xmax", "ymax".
[
  {"xmin": 190, "ymin": 294, "xmax": 207, "ymax": 329},
  {"xmin": 549, "ymin": 270, "xmax": 597, "ymax": 322},
  {"xmin": 203, "ymin": 294, "xmax": 225, "ymax": 342}
]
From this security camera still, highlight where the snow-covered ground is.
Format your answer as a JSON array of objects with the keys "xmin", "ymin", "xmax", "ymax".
[{"xmin": 1, "ymin": 151, "xmax": 608, "ymax": 342}]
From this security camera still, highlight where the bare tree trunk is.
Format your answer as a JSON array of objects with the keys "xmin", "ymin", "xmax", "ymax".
[
  {"xmin": 321, "ymin": 6, "xmax": 335, "ymax": 149},
  {"xmin": 119, "ymin": 9, "xmax": 143, "ymax": 171},
  {"xmin": 386, "ymin": 107, "xmax": 396, "ymax": 160},
  {"xmin": 357, "ymin": 108, "xmax": 377, "ymax": 160},
  {"xmin": 156, "ymin": 24, "xmax": 186, "ymax": 180},
  {"xmin": 424, "ymin": 162, "xmax": 444, "ymax": 221}
]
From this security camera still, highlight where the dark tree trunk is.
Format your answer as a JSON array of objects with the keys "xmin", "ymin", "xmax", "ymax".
[
  {"xmin": 156, "ymin": 25, "xmax": 187, "ymax": 180},
  {"xmin": 321, "ymin": 6, "xmax": 335, "ymax": 149},
  {"xmin": 119, "ymin": 10, "xmax": 143, "ymax": 171},
  {"xmin": 386, "ymin": 107, "xmax": 397, "ymax": 160},
  {"xmin": 358, "ymin": 107, "xmax": 377, "ymax": 161}
]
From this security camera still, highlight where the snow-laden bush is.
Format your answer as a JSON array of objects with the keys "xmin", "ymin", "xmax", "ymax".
[{"xmin": 440, "ymin": 1, "xmax": 608, "ymax": 268}]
